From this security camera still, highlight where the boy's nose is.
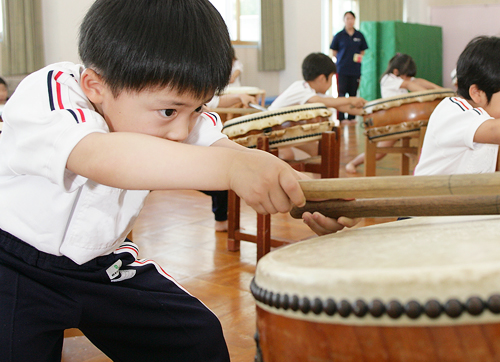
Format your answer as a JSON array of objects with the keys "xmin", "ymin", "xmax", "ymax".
[{"xmin": 166, "ymin": 124, "xmax": 189, "ymax": 142}]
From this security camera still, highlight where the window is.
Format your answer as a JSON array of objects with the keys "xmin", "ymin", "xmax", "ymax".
[
  {"xmin": 322, "ymin": 0, "xmax": 359, "ymax": 54},
  {"xmin": 0, "ymin": 0, "xmax": 4, "ymax": 42},
  {"xmin": 210, "ymin": 0, "xmax": 260, "ymax": 45}
]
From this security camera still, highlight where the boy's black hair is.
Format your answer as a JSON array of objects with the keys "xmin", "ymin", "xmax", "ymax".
[
  {"xmin": 302, "ymin": 53, "xmax": 336, "ymax": 82},
  {"xmin": 382, "ymin": 53, "xmax": 417, "ymax": 79},
  {"xmin": 0, "ymin": 77, "xmax": 7, "ymax": 87},
  {"xmin": 456, "ymin": 36, "xmax": 500, "ymax": 103},
  {"xmin": 344, "ymin": 11, "xmax": 356, "ymax": 18},
  {"xmin": 78, "ymin": 0, "xmax": 232, "ymax": 99}
]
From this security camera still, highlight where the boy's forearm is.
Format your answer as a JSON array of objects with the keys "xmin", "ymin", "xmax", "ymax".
[
  {"xmin": 67, "ymin": 132, "xmax": 240, "ymax": 191},
  {"xmin": 407, "ymin": 78, "xmax": 442, "ymax": 91},
  {"xmin": 308, "ymin": 96, "xmax": 351, "ymax": 109},
  {"xmin": 336, "ymin": 104, "xmax": 363, "ymax": 115}
]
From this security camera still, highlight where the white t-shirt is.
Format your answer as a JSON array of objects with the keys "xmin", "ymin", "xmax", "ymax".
[
  {"xmin": 380, "ymin": 73, "xmax": 411, "ymax": 98},
  {"xmin": 414, "ymin": 97, "xmax": 497, "ymax": 176},
  {"xmin": 268, "ymin": 81, "xmax": 318, "ymax": 110},
  {"xmin": 0, "ymin": 62, "xmax": 226, "ymax": 264}
]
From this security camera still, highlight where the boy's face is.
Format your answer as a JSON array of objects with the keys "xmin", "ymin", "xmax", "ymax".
[
  {"xmin": 0, "ymin": 83, "xmax": 8, "ymax": 104},
  {"xmin": 98, "ymin": 86, "xmax": 211, "ymax": 142},
  {"xmin": 317, "ymin": 73, "xmax": 334, "ymax": 94},
  {"xmin": 484, "ymin": 91, "xmax": 500, "ymax": 119}
]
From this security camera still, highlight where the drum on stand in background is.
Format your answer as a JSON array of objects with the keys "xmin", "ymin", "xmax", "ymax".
[
  {"xmin": 222, "ymin": 103, "xmax": 335, "ymax": 149},
  {"xmin": 361, "ymin": 89, "xmax": 455, "ymax": 176},
  {"xmin": 362, "ymin": 88, "xmax": 455, "ymax": 141},
  {"xmin": 252, "ymin": 215, "xmax": 500, "ymax": 361}
]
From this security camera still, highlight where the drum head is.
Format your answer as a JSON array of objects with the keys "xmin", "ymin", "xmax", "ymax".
[{"xmin": 253, "ymin": 215, "xmax": 500, "ymax": 326}]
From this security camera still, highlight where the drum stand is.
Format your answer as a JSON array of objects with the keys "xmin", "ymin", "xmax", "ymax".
[
  {"xmin": 364, "ymin": 125, "xmax": 427, "ymax": 177},
  {"xmin": 227, "ymin": 129, "xmax": 341, "ymax": 261}
]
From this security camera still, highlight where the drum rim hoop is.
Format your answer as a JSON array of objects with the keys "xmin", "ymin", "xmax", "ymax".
[
  {"xmin": 222, "ymin": 104, "xmax": 330, "ymax": 130},
  {"xmin": 251, "ymin": 278, "xmax": 500, "ymax": 320},
  {"xmin": 363, "ymin": 89, "xmax": 455, "ymax": 110},
  {"xmin": 244, "ymin": 131, "xmax": 327, "ymax": 149}
]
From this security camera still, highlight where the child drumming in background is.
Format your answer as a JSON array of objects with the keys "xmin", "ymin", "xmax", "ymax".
[
  {"xmin": 346, "ymin": 53, "xmax": 443, "ymax": 173},
  {"xmin": 204, "ymin": 92, "xmax": 257, "ymax": 232},
  {"xmin": 0, "ymin": 1, "xmax": 356, "ymax": 361},
  {"xmin": 415, "ymin": 36, "xmax": 500, "ymax": 176},
  {"xmin": 0, "ymin": 77, "xmax": 8, "ymax": 104},
  {"xmin": 269, "ymin": 52, "xmax": 366, "ymax": 160}
]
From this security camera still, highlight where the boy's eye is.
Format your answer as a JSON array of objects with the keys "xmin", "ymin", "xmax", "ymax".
[
  {"xmin": 162, "ymin": 109, "xmax": 176, "ymax": 117},
  {"xmin": 195, "ymin": 105, "xmax": 205, "ymax": 113}
]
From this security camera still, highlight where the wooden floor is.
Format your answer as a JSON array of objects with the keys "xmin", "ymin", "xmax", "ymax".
[{"xmin": 62, "ymin": 122, "xmax": 412, "ymax": 362}]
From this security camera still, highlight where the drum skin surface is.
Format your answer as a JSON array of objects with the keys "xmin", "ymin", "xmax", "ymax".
[{"xmin": 252, "ymin": 216, "xmax": 500, "ymax": 362}]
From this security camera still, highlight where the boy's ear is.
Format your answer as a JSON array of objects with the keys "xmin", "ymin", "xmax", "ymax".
[
  {"xmin": 80, "ymin": 69, "xmax": 107, "ymax": 104},
  {"xmin": 469, "ymin": 84, "xmax": 488, "ymax": 106}
]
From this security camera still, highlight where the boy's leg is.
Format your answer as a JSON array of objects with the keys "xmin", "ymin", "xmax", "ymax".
[
  {"xmin": 337, "ymin": 74, "xmax": 348, "ymax": 121},
  {"xmin": 78, "ymin": 258, "xmax": 230, "ymax": 362},
  {"xmin": 201, "ymin": 190, "xmax": 229, "ymax": 231},
  {"xmin": 346, "ymin": 76, "xmax": 360, "ymax": 120},
  {"xmin": 0, "ymin": 230, "xmax": 229, "ymax": 362},
  {"xmin": 201, "ymin": 190, "xmax": 229, "ymax": 221},
  {"xmin": 0, "ymin": 242, "xmax": 80, "ymax": 361}
]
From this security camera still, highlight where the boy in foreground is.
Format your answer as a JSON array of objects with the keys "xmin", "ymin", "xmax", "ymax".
[
  {"xmin": 0, "ymin": 1, "xmax": 354, "ymax": 361},
  {"xmin": 415, "ymin": 36, "xmax": 500, "ymax": 176}
]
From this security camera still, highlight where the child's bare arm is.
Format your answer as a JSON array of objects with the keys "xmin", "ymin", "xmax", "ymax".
[
  {"xmin": 67, "ymin": 132, "xmax": 306, "ymax": 215},
  {"xmin": 335, "ymin": 104, "xmax": 365, "ymax": 116},
  {"xmin": 473, "ymin": 118, "xmax": 500, "ymax": 144},
  {"xmin": 215, "ymin": 94, "xmax": 257, "ymax": 108},
  {"xmin": 308, "ymin": 95, "xmax": 366, "ymax": 109},
  {"xmin": 402, "ymin": 78, "xmax": 443, "ymax": 92}
]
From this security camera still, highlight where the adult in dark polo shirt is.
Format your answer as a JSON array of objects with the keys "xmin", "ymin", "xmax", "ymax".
[{"xmin": 330, "ymin": 11, "xmax": 368, "ymax": 122}]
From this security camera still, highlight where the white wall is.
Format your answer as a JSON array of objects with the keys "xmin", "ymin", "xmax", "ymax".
[
  {"xmin": 430, "ymin": 4, "xmax": 500, "ymax": 88},
  {"xmin": 403, "ymin": 0, "xmax": 500, "ymax": 88},
  {"xmin": 41, "ymin": 0, "xmax": 94, "ymax": 65}
]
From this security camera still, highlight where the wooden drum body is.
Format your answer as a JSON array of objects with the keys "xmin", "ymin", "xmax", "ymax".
[
  {"xmin": 252, "ymin": 216, "xmax": 500, "ymax": 361},
  {"xmin": 363, "ymin": 89, "xmax": 455, "ymax": 141},
  {"xmin": 222, "ymin": 103, "xmax": 334, "ymax": 148}
]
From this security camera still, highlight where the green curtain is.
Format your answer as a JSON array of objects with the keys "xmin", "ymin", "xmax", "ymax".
[
  {"xmin": 359, "ymin": 21, "xmax": 443, "ymax": 101},
  {"xmin": 2, "ymin": 0, "xmax": 44, "ymax": 76},
  {"xmin": 258, "ymin": 0, "xmax": 285, "ymax": 71},
  {"xmin": 359, "ymin": 0, "xmax": 403, "ymax": 22}
]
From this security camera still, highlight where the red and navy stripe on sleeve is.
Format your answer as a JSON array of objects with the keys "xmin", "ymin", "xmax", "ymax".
[
  {"xmin": 203, "ymin": 112, "xmax": 219, "ymax": 126},
  {"xmin": 47, "ymin": 70, "xmax": 86, "ymax": 124},
  {"xmin": 449, "ymin": 97, "xmax": 484, "ymax": 116}
]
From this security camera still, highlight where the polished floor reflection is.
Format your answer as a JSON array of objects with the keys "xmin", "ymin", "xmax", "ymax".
[{"xmin": 62, "ymin": 123, "xmax": 409, "ymax": 362}]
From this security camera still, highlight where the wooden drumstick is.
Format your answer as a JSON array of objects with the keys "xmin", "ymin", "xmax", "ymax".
[
  {"xmin": 290, "ymin": 194, "xmax": 500, "ymax": 219},
  {"xmin": 299, "ymin": 173, "xmax": 500, "ymax": 200}
]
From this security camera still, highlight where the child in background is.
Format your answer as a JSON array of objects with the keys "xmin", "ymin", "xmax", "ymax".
[
  {"xmin": 0, "ymin": 77, "xmax": 8, "ymax": 104},
  {"xmin": 415, "ymin": 36, "xmax": 500, "ymax": 176},
  {"xmin": 269, "ymin": 52, "xmax": 366, "ymax": 160},
  {"xmin": 204, "ymin": 93, "xmax": 257, "ymax": 232},
  {"xmin": 380, "ymin": 53, "xmax": 443, "ymax": 98},
  {"xmin": 346, "ymin": 53, "xmax": 443, "ymax": 173},
  {"xmin": 0, "ymin": 1, "xmax": 355, "ymax": 360},
  {"xmin": 227, "ymin": 47, "xmax": 243, "ymax": 88}
]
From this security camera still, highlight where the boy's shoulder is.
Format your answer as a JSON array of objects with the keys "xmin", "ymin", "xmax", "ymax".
[{"xmin": 15, "ymin": 62, "xmax": 84, "ymax": 93}]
